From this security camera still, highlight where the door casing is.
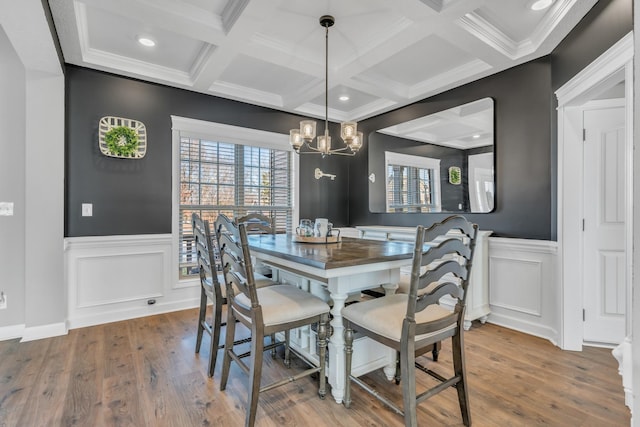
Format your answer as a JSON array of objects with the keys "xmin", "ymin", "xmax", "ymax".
[{"xmin": 556, "ymin": 32, "xmax": 633, "ymax": 351}]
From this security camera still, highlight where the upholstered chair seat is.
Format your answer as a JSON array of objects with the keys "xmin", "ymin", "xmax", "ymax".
[
  {"xmin": 235, "ymin": 284, "xmax": 331, "ymax": 326},
  {"xmin": 342, "ymin": 294, "xmax": 455, "ymax": 343}
]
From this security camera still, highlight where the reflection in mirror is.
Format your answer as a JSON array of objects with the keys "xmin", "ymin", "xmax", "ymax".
[
  {"xmin": 369, "ymin": 97, "xmax": 494, "ymax": 213},
  {"xmin": 385, "ymin": 151, "xmax": 441, "ymax": 212}
]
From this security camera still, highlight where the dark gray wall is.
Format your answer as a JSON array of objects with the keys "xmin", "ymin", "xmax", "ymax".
[
  {"xmin": 65, "ymin": 67, "xmax": 350, "ymax": 237},
  {"xmin": 548, "ymin": 0, "xmax": 632, "ymax": 239},
  {"xmin": 349, "ymin": 0, "xmax": 632, "ymax": 240}
]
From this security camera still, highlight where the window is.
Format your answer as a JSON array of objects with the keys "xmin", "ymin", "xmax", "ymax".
[
  {"xmin": 173, "ymin": 117, "xmax": 295, "ymax": 279},
  {"xmin": 385, "ymin": 151, "xmax": 441, "ymax": 212}
]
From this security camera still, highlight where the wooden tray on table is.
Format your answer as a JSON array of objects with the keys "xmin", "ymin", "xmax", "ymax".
[{"xmin": 292, "ymin": 233, "xmax": 341, "ymax": 244}]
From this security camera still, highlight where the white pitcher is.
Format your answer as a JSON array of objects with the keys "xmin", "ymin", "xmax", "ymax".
[{"xmin": 314, "ymin": 218, "xmax": 329, "ymax": 237}]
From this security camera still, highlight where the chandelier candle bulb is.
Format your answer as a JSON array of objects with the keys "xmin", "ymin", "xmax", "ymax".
[
  {"xmin": 318, "ymin": 134, "xmax": 331, "ymax": 154},
  {"xmin": 290, "ymin": 129, "xmax": 303, "ymax": 151},
  {"xmin": 300, "ymin": 120, "xmax": 316, "ymax": 141},
  {"xmin": 341, "ymin": 122, "xmax": 357, "ymax": 140},
  {"xmin": 349, "ymin": 131, "xmax": 363, "ymax": 152}
]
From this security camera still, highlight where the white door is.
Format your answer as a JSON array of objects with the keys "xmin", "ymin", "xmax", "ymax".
[{"xmin": 582, "ymin": 106, "xmax": 626, "ymax": 345}]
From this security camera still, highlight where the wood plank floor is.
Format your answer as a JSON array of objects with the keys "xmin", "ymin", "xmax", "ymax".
[{"xmin": 0, "ymin": 308, "xmax": 630, "ymax": 426}]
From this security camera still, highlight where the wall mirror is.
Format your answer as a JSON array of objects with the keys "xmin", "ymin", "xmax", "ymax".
[{"xmin": 369, "ymin": 97, "xmax": 494, "ymax": 213}]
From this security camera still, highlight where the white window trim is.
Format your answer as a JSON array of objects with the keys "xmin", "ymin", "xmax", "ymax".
[
  {"xmin": 384, "ymin": 151, "xmax": 441, "ymax": 212},
  {"xmin": 170, "ymin": 116, "xmax": 299, "ymax": 287}
]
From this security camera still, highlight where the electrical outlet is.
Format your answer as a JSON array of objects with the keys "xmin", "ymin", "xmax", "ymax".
[
  {"xmin": 82, "ymin": 203, "xmax": 93, "ymax": 217},
  {"xmin": 0, "ymin": 202, "xmax": 13, "ymax": 216},
  {"xmin": 0, "ymin": 292, "xmax": 6, "ymax": 310}
]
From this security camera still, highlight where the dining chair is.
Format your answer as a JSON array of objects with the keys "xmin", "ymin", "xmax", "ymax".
[
  {"xmin": 215, "ymin": 214, "xmax": 330, "ymax": 427},
  {"xmin": 192, "ymin": 213, "xmax": 275, "ymax": 378},
  {"xmin": 342, "ymin": 215, "xmax": 477, "ymax": 427},
  {"xmin": 236, "ymin": 212, "xmax": 279, "ymax": 356}
]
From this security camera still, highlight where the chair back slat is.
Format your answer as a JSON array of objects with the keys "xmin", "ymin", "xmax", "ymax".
[
  {"xmin": 420, "ymin": 238, "xmax": 470, "ymax": 266},
  {"xmin": 421, "ymin": 215, "xmax": 477, "ymax": 243},
  {"xmin": 216, "ymin": 214, "xmax": 241, "ymax": 243},
  {"xmin": 415, "ymin": 281, "xmax": 463, "ymax": 312},
  {"xmin": 418, "ymin": 259, "xmax": 467, "ymax": 291}
]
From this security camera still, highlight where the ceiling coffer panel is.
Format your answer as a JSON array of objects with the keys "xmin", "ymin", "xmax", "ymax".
[{"xmin": 47, "ymin": 0, "xmax": 599, "ymax": 121}]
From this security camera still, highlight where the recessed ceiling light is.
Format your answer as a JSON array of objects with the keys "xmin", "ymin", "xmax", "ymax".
[
  {"xmin": 137, "ymin": 36, "xmax": 156, "ymax": 47},
  {"xmin": 472, "ymin": 134, "xmax": 481, "ymax": 139},
  {"xmin": 339, "ymin": 95, "xmax": 350, "ymax": 101},
  {"xmin": 530, "ymin": 0, "xmax": 553, "ymax": 11}
]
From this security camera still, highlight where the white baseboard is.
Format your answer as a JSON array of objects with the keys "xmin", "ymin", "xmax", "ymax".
[
  {"xmin": 487, "ymin": 312, "xmax": 558, "ymax": 346},
  {"xmin": 0, "ymin": 324, "xmax": 25, "ymax": 341},
  {"xmin": 21, "ymin": 322, "xmax": 67, "ymax": 342},
  {"xmin": 66, "ymin": 297, "xmax": 200, "ymax": 330},
  {"xmin": 612, "ymin": 337, "xmax": 633, "ymax": 411}
]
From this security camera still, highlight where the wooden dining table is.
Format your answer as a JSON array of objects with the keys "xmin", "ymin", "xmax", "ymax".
[{"xmin": 247, "ymin": 233, "xmax": 416, "ymax": 404}]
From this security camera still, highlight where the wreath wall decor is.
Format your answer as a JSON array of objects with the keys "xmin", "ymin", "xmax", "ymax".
[
  {"xmin": 448, "ymin": 166, "xmax": 462, "ymax": 185},
  {"xmin": 99, "ymin": 116, "xmax": 147, "ymax": 159}
]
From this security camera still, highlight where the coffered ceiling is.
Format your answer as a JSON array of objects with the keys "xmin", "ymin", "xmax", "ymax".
[{"xmin": 48, "ymin": 0, "xmax": 598, "ymax": 121}]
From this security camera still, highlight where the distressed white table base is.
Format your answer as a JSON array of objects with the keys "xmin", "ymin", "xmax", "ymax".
[{"xmin": 258, "ymin": 255, "xmax": 403, "ymax": 404}]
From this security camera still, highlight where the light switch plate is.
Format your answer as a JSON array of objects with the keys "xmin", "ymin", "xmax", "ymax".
[
  {"xmin": 82, "ymin": 203, "xmax": 93, "ymax": 217},
  {"xmin": 0, "ymin": 202, "xmax": 14, "ymax": 216}
]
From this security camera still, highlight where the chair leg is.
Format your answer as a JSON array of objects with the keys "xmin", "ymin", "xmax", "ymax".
[
  {"xmin": 284, "ymin": 330, "xmax": 291, "ymax": 368},
  {"xmin": 207, "ymin": 296, "xmax": 223, "ymax": 378},
  {"xmin": 394, "ymin": 350, "xmax": 401, "ymax": 385},
  {"xmin": 195, "ymin": 288, "xmax": 207, "ymax": 354},
  {"xmin": 401, "ymin": 343, "xmax": 418, "ymax": 427},
  {"xmin": 343, "ymin": 325, "xmax": 354, "ymax": 408},
  {"xmin": 219, "ymin": 306, "xmax": 237, "ymax": 391},
  {"xmin": 432, "ymin": 341, "xmax": 441, "ymax": 362},
  {"xmin": 317, "ymin": 314, "xmax": 328, "ymax": 399},
  {"xmin": 270, "ymin": 333, "xmax": 277, "ymax": 359},
  {"xmin": 246, "ymin": 326, "xmax": 265, "ymax": 427},
  {"xmin": 452, "ymin": 332, "xmax": 471, "ymax": 426}
]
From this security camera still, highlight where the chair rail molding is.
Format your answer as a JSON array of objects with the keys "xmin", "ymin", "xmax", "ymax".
[{"xmin": 65, "ymin": 234, "xmax": 199, "ymax": 329}]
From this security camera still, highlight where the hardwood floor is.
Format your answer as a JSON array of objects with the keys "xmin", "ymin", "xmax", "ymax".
[{"xmin": 0, "ymin": 308, "xmax": 629, "ymax": 426}]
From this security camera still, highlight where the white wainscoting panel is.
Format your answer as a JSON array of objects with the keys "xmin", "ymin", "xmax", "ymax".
[
  {"xmin": 76, "ymin": 252, "xmax": 165, "ymax": 307},
  {"xmin": 66, "ymin": 234, "xmax": 200, "ymax": 329},
  {"xmin": 490, "ymin": 257, "xmax": 542, "ymax": 316},
  {"xmin": 488, "ymin": 237, "xmax": 559, "ymax": 345}
]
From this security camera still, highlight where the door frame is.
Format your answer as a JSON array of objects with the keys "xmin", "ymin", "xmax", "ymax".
[{"xmin": 556, "ymin": 32, "xmax": 633, "ymax": 351}]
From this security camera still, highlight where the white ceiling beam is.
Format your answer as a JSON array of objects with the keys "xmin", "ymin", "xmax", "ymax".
[{"xmin": 191, "ymin": 0, "xmax": 285, "ymax": 91}]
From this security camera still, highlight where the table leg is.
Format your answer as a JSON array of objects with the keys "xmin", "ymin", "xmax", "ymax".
[
  {"xmin": 381, "ymin": 282, "xmax": 398, "ymax": 296},
  {"xmin": 381, "ymin": 282, "xmax": 398, "ymax": 380},
  {"xmin": 328, "ymin": 292, "xmax": 348, "ymax": 404}
]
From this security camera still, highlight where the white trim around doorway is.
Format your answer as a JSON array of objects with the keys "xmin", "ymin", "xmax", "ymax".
[{"xmin": 556, "ymin": 31, "xmax": 633, "ymax": 351}]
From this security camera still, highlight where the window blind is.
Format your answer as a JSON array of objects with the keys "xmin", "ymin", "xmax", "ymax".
[
  {"xmin": 386, "ymin": 164, "xmax": 436, "ymax": 212},
  {"xmin": 179, "ymin": 136, "xmax": 292, "ymax": 278}
]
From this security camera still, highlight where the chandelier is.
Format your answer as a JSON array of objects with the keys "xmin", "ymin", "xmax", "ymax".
[{"xmin": 289, "ymin": 15, "xmax": 363, "ymax": 157}]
